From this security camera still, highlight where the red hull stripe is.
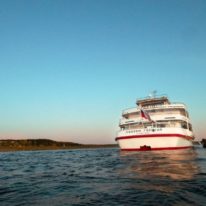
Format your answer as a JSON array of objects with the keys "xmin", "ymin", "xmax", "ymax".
[
  {"xmin": 121, "ymin": 146, "xmax": 193, "ymax": 151},
  {"xmin": 115, "ymin": 133, "xmax": 193, "ymax": 141}
]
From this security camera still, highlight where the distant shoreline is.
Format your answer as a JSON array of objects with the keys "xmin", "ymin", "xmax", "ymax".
[{"xmin": 0, "ymin": 139, "xmax": 118, "ymax": 152}]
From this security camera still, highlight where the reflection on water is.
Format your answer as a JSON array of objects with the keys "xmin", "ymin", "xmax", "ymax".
[
  {"xmin": 118, "ymin": 148, "xmax": 201, "ymax": 193},
  {"xmin": 121, "ymin": 149, "xmax": 199, "ymax": 180},
  {"xmin": 120, "ymin": 148, "xmax": 199, "ymax": 181}
]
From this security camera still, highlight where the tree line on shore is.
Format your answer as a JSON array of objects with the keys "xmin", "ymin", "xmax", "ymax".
[{"xmin": 0, "ymin": 139, "xmax": 117, "ymax": 152}]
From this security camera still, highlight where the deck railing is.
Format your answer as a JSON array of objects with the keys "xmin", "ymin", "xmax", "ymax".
[{"xmin": 122, "ymin": 103, "xmax": 186, "ymax": 115}]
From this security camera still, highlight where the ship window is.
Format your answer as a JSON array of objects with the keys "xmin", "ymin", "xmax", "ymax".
[
  {"xmin": 179, "ymin": 109, "xmax": 186, "ymax": 116},
  {"xmin": 158, "ymin": 124, "xmax": 166, "ymax": 128},
  {"xmin": 148, "ymin": 108, "xmax": 180, "ymax": 114},
  {"xmin": 181, "ymin": 122, "xmax": 187, "ymax": 129},
  {"xmin": 189, "ymin": 124, "xmax": 192, "ymax": 131}
]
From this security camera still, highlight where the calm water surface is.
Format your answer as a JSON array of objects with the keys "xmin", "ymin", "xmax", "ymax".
[{"xmin": 0, "ymin": 146, "xmax": 206, "ymax": 206}]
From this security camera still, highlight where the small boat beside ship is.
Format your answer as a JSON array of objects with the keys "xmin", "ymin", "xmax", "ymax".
[
  {"xmin": 116, "ymin": 94, "xmax": 195, "ymax": 151},
  {"xmin": 201, "ymin": 139, "xmax": 206, "ymax": 148}
]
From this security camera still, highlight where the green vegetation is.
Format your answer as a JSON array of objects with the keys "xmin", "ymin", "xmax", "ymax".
[{"xmin": 0, "ymin": 139, "xmax": 117, "ymax": 152}]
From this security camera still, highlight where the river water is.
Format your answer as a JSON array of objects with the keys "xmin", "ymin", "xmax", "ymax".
[{"xmin": 0, "ymin": 146, "xmax": 206, "ymax": 206}]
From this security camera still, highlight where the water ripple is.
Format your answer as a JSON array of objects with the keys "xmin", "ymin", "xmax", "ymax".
[{"xmin": 0, "ymin": 147, "xmax": 206, "ymax": 205}]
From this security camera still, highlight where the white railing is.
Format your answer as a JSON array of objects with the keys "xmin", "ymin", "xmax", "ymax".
[
  {"xmin": 122, "ymin": 107, "xmax": 137, "ymax": 115},
  {"xmin": 142, "ymin": 103, "xmax": 186, "ymax": 109},
  {"xmin": 122, "ymin": 103, "xmax": 186, "ymax": 115},
  {"xmin": 119, "ymin": 114, "xmax": 189, "ymax": 125}
]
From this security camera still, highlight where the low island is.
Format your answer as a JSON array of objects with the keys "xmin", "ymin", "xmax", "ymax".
[{"xmin": 0, "ymin": 139, "xmax": 117, "ymax": 152}]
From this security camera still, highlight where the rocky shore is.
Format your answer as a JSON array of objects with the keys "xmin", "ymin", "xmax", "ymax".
[{"xmin": 0, "ymin": 139, "xmax": 117, "ymax": 152}]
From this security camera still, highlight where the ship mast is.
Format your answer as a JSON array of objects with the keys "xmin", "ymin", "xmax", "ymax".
[{"xmin": 149, "ymin": 90, "xmax": 157, "ymax": 98}]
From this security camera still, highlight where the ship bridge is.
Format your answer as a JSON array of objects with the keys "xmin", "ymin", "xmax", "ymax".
[{"xmin": 136, "ymin": 96, "xmax": 170, "ymax": 107}]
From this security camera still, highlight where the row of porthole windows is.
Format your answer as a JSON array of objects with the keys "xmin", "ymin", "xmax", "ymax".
[
  {"xmin": 144, "ymin": 128, "xmax": 162, "ymax": 132},
  {"xmin": 126, "ymin": 128, "xmax": 163, "ymax": 133},
  {"xmin": 126, "ymin": 130, "xmax": 141, "ymax": 133}
]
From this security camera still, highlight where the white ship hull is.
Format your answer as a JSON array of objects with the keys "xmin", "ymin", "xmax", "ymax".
[
  {"xmin": 116, "ymin": 135, "xmax": 193, "ymax": 151},
  {"xmin": 116, "ymin": 127, "xmax": 194, "ymax": 151}
]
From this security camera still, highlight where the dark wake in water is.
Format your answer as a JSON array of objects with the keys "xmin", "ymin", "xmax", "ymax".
[{"xmin": 0, "ymin": 146, "xmax": 206, "ymax": 206}]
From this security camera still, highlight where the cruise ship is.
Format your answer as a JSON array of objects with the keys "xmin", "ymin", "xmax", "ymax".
[{"xmin": 116, "ymin": 94, "xmax": 194, "ymax": 151}]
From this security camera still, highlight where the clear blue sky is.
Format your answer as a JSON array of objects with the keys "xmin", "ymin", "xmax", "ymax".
[{"xmin": 0, "ymin": 0, "xmax": 206, "ymax": 143}]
